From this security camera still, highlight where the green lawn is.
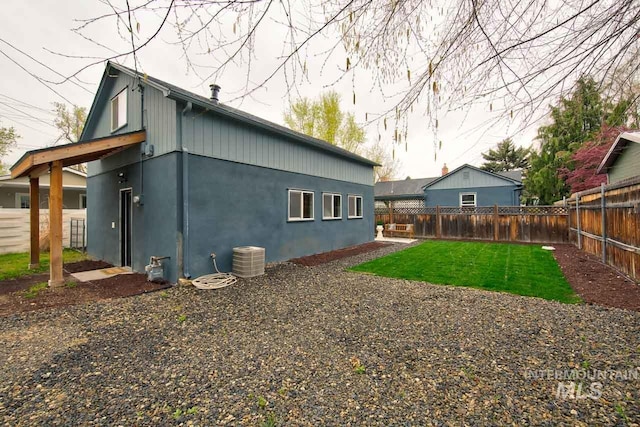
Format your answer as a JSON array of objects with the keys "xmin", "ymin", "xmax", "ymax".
[
  {"xmin": 0, "ymin": 249, "xmax": 88, "ymax": 281},
  {"xmin": 350, "ymin": 240, "xmax": 581, "ymax": 303}
]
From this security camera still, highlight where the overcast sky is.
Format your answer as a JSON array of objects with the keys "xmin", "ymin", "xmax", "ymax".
[{"xmin": 0, "ymin": 0, "xmax": 540, "ymax": 179}]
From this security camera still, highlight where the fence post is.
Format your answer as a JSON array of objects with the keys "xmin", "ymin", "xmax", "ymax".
[
  {"xmin": 493, "ymin": 204, "xmax": 499, "ymax": 241},
  {"xmin": 576, "ymin": 192, "xmax": 582, "ymax": 250},
  {"xmin": 389, "ymin": 201, "xmax": 394, "ymax": 224},
  {"xmin": 435, "ymin": 205, "xmax": 441, "ymax": 239},
  {"xmin": 601, "ymin": 183, "xmax": 606, "ymax": 263}
]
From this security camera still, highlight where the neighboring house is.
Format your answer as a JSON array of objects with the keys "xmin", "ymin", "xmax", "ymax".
[
  {"xmin": 597, "ymin": 131, "xmax": 640, "ymax": 184},
  {"xmin": 374, "ymin": 177, "xmax": 437, "ymax": 208},
  {"xmin": 81, "ymin": 62, "xmax": 377, "ymax": 281},
  {"xmin": 423, "ymin": 164, "xmax": 522, "ymax": 207},
  {"xmin": 375, "ymin": 164, "xmax": 523, "ymax": 208},
  {"xmin": 0, "ymin": 167, "xmax": 86, "ymax": 209}
]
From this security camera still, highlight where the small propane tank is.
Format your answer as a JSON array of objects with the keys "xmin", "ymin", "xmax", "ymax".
[{"xmin": 145, "ymin": 256, "xmax": 169, "ymax": 282}]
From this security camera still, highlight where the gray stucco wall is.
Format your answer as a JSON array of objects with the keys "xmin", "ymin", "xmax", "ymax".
[
  {"xmin": 186, "ymin": 154, "xmax": 374, "ymax": 278},
  {"xmin": 87, "ymin": 151, "xmax": 180, "ymax": 280},
  {"xmin": 425, "ymin": 185, "xmax": 521, "ymax": 207}
]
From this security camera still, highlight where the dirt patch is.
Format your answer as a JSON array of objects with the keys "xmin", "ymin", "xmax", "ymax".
[
  {"xmin": 0, "ymin": 273, "xmax": 170, "ymax": 317},
  {"xmin": 0, "ymin": 260, "xmax": 115, "ymax": 296},
  {"xmin": 553, "ymin": 244, "xmax": 640, "ymax": 311},
  {"xmin": 63, "ymin": 260, "xmax": 113, "ymax": 273},
  {"xmin": 289, "ymin": 241, "xmax": 392, "ymax": 266}
]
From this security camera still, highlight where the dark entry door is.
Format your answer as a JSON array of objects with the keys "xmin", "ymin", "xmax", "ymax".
[{"xmin": 120, "ymin": 188, "xmax": 132, "ymax": 267}]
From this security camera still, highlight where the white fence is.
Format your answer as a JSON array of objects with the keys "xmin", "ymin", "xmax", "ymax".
[{"xmin": 0, "ymin": 209, "xmax": 87, "ymax": 254}]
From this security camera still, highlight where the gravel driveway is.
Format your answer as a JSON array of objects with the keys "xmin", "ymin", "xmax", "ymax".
[{"xmin": 1, "ymin": 243, "xmax": 639, "ymax": 426}]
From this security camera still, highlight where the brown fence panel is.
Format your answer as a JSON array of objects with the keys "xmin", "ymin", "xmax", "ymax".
[
  {"xmin": 375, "ymin": 205, "xmax": 569, "ymax": 244},
  {"xmin": 567, "ymin": 177, "xmax": 640, "ymax": 281}
]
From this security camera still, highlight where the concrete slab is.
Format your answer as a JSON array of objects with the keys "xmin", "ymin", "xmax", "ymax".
[
  {"xmin": 375, "ymin": 236, "xmax": 418, "ymax": 244},
  {"xmin": 71, "ymin": 266, "xmax": 133, "ymax": 282}
]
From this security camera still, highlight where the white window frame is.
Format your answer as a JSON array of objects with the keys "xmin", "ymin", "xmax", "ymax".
[
  {"xmin": 348, "ymin": 194, "xmax": 363, "ymax": 219},
  {"xmin": 322, "ymin": 192, "xmax": 342, "ymax": 220},
  {"xmin": 110, "ymin": 88, "xmax": 128, "ymax": 132},
  {"xmin": 288, "ymin": 189, "xmax": 314, "ymax": 221},
  {"xmin": 79, "ymin": 194, "xmax": 87, "ymax": 209},
  {"xmin": 15, "ymin": 192, "xmax": 29, "ymax": 209},
  {"xmin": 459, "ymin": 192, "xmax": 477, "ymax": 207}
]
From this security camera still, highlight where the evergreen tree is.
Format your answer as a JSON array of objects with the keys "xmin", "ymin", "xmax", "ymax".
[{"xmin": 480, "ymin": 138, "xmax": 530, "ymax": 172}]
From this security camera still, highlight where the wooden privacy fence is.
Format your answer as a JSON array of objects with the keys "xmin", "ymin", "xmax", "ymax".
[
  {"xmin": 374, "ymin": 205, "xmax": 569, "ymax": 243},
  {"xmin": 567, "ymin": 177, "xmax": 640, "ymax": 281}
]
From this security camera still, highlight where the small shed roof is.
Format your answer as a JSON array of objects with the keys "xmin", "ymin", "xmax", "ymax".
[{"xmin": 596, "ymin": 131, "xmax": 640, "ymax": 174}]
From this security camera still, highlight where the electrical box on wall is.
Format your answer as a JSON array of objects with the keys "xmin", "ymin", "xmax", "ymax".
[{"xmin": 143, "ymin": 143, "xmax": 154, "ymax": 157}]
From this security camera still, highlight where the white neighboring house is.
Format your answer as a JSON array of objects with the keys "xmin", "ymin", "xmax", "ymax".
[{"xmin": 0, "ymin": 167, "xmax": 87, "ymax": 209}]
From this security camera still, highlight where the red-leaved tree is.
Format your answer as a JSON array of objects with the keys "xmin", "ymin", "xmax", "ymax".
[{"xmin": 560, "ymin": 125, "xmax": 630, "ymax": 194}]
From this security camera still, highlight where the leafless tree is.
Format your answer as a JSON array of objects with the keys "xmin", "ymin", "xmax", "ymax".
[{"xmin": 59, "ymin": 0, "xmax": 639, "ymax": 147}]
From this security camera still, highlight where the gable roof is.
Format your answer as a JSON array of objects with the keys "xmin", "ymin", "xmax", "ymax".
[
  {"xmin": 422, "ymin": 164, "xmax": 522, "ymax": 189},
  {"xmin": 375, "ymin": 177, "xmax": 437, "ymax": 199},
  {"xmin": 596, "ymin": 131, "xmax": 640, "ymax": 174},
  {"xmin": 83, "ymin": 62, "xmax": 378, "ymax": 168}
]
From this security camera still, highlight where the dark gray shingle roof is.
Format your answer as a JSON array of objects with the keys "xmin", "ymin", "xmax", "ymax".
[{"xmin": 375, "ymin": 177, "xmax": 437, "ymax": 199}]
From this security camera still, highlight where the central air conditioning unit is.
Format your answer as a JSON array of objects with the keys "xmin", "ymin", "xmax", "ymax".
[{"xmin": 232, "ymin": 246, "xmax": 265, "ymax": 278}]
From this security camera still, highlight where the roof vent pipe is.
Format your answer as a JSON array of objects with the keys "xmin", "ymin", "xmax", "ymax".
[{"xmin": 210, "ymin": 84, "xmax": 221, "ymax": 103}]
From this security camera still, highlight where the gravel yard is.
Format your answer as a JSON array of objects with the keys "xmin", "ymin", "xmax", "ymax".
[{"xmin": 1, "ymin": 243, "xmax": 639, "ymax": 426}]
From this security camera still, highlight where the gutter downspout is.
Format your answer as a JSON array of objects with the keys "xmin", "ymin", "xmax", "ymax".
[{"xmin": 180, "ymin": 101, "xmax": 193, "ymax": 279}]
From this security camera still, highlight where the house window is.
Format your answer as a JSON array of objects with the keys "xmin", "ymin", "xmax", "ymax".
[
  {"xmin": 459, "ymin": 192, "xmax": 477, "ymax": 207},
  {"xmin": 348, "ymin": 194, "xmax": 363, "ymax": 218},
  {"xmin": 288, "ymin": 189, "xmax": 314, "ymax": 221},
  {"xmin": 16, "ymin": 193, "xmax": 29, "ymax": 209},
  {"xmin": 79, "ymin": 194, "xmax": 87, "ymax": 209},
  {"xmin": 322, "ymin": 193, "xmax": 342, "ymax": 220},
  {"xmin": 111, "ymin": 88, "xmax": 128, "ymax": 132}
]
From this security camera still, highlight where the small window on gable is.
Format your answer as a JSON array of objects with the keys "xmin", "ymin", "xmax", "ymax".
[
  {"xmin": 460, "ymin": 192, "xmax": 476, "ymax": 207},
  {"xmin": 288, "ymin": 189, "xmax": 314, "ymax": 221},
  {"xmin": 111, "ymin": 88, "xmax": 128, "ymax": 132},
  {"xmin": 322, "ymin": 193, "xmax": 342, "ymax": 220},
  {"xmin": 348, "ymin": 194, "xmax": 363, "ymax": 219}
]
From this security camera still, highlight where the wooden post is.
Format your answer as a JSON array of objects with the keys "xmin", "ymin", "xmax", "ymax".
[
  {"xmin": 48, "ymin": 161, "xmax": 64, "ymax": 287},
  {"xmin": 389, "ymin": 201, "xmax": 394, "ymax": 224},
  {"xmin": 435, "ymin": 205, "xmax": 441, "ymax": 239},
  {"xmin": 601, "ymin": 183, "xmax": 607, "ymax": 263},
  {"xmin": 576, "ymin": 192, "xmax": 582, "ymax": 250},
  {"xmin": 493, "ymin": 204, "xmax": 499, "ymax": 241},
  {"xmin": 29, "ymin": 177, "xmax": 40, "ymax": 269}
]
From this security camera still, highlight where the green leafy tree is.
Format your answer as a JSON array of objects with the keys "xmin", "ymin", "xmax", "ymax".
[
  {"xmin": 0, "ymin": 123, "xmax": 19, "ymax": 175},
  {"xmin": 284, "ymin": 91, "xmax": 365, "ymax": 153},
  {"xmin": 53, "ymin": 102, "xmax": 87, "ymax": 172},
  {"xmin": 53, "ymin": 102, "xmax": 86, "ymax": 144},
  {"xmin": 480, "ymin": 138, "xmax": 530, "ymax": 173},
  {"xmin": 525, "ymin": 77, "xmax": 605, "ymax": 204}
]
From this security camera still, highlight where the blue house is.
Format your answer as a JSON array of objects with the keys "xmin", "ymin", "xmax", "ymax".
[
  {"xmin": 422, "ymin": 164, "xmax": 522, "ymax": 207},
  {"xmin": 81, "ymin": 62, "xmax": 377, "ymax": 281}
]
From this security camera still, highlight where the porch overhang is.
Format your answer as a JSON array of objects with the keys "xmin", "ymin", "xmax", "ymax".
[
  {"xmin": 9, "ymin": 130, "xmax": 146, "ymax": 287},
  {"xmin": 10, "ymin": 130, "xmax": 146, "ymax": 179}
]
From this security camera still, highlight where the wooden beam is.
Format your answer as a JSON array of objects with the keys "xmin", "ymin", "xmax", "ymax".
[
  {"xmin": 29, "ymin": 177, "xmax": 40, "ymax": 269},
  {"xmin": 48, "ymin": 161, "xmax": 64, "ymax": 287},
  {"xmin": 11, "ymin": 130, "xmax": 146, "ymax": 179},
  {"xmin": 32, "ymin": 131, "xmax": 146, "ymax": 166}
]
